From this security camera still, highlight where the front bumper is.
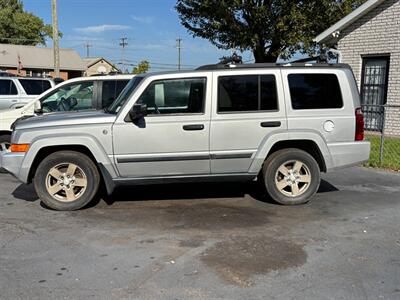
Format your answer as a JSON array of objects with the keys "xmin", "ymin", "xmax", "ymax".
[{"xmin": 0, "ymin": 145, "xmax": 26, "ymax": 181}]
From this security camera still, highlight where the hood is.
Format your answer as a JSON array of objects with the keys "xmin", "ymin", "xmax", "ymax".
[{"xmin": 14, "ymin": 110, "xmax": 117, "ymax": 130}]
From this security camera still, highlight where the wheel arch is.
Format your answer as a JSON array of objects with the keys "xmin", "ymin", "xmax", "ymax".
[
  {"xmin": 0, "ymin": 130, "xmax": 12, "ymax": 137},
  {"xmin": 20, "ymin": 135, "xmax": 118, "ymax": 186},
  {"xmin": 249, "ymin": 131, "xmax": 333, "ymax": 174}
]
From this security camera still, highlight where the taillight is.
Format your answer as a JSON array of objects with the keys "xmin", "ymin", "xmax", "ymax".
[{"xmin": 355, "ymin": 108, "xmax": 364, "ymax": 141}]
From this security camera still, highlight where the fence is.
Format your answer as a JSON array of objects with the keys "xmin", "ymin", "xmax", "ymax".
[{"xmin": 362, "ymin": 104, "xmax": 400, "ymax": 171}]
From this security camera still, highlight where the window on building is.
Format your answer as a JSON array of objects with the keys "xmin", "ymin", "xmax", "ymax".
[
  {"xmin": 361, "ymin": 56, "xmax": 389, "ymax": 106},
  {"xmin": 360, "ymin": 56, "xmax": 390, "ymax": 131},
  {"xmin": 218, "ymin": 75, "xmax": 278, "ymax": 112},
  {"xmin": 137, "ymin": 78, "xmax": 206, "ymax": 115},
  {"xmin": 0, "ymin": 79, "xmax": 18, "ymax": 95},
  {"xmin": 18, "ymin": 79, "xmax": 52, "ymax": 95},
  {"xmin": 101, "ymin": 80, "xmax": 130, "ymax": 107},
  {"xmin": 288, "ymin": 74, "xmax": 343, "ymax": 109}
]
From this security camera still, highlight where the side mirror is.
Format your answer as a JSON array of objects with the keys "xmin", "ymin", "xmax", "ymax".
[{"xmin": 128, "ymin": 103, "xmax": 147, "ymax": 121}]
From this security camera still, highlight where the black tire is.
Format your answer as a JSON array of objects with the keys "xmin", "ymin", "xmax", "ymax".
[
  {"xmin": 0, "ymin": 134, "xmax": 11, "ymax": 173},
  {"xmin": 34, "ymin": 151, "xmax": 100, "ymax": 211},
  {"xmin": 261, "ymin": 148, "xmax": 320, "ymax": 205}
]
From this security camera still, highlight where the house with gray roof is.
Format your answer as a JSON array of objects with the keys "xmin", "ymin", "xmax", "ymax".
[
  {"xmin": 315, "ymin": 0, "xmax": 400, "ymax": 135},
  {"xmin": 0, "ymin": 43, "xmax": 86, "ymax": 80},
  {"xmin": 83, "ymin": 57, "xmax": 119, "ymax": 76}
]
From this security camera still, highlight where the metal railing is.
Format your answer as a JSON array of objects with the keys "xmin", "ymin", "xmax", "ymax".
[{"xmin": 362, "ymin": 104, "xmax": 400, "ymax": 170}]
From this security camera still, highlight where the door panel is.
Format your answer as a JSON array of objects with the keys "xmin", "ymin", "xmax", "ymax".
[
  {"xmin": 113, "ymin": 75, "xmax": 211, "ymax": 178},
  {"xmin": 210, "ymin": 70, "xmax": 287, "ymax": 174},
  {"xmin": 281, "ymin": 69, "xmax": 355, "ymax": 143}
]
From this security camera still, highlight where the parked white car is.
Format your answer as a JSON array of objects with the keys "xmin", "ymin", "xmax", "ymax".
[
  {"xmin": 0, "ymin": 77, "xmax": 55, "ymax": 110},
  {"xmin": 0, "ymin": 74, "xmax": 134, "ymax": 146}
]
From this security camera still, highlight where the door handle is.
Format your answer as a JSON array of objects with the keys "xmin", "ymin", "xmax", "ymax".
[
  {"xmin": 261, "ymin": 121, "xmax": 281, "ymax": 128},
  {"xmin": 183, "ymin": 124, "xmax": 204, "ymax": 131}
]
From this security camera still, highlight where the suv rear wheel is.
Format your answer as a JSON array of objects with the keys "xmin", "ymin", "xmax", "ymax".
[
  {"xmin": 34, "ymin": 151, "xmax": 100, "ymax": 211},
  {"xmin": 262, "ymin": 148, "xmax": 320, "ymax": 205}
]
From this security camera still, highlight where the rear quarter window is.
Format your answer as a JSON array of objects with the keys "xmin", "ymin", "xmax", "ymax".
[{"xmin": 288, "ymin": 74, "xmax": 343, "ymax": 110}]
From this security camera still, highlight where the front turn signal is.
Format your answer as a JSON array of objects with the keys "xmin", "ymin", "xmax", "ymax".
[{"xmin": 10, "ymin": 144, "xmax": 30, "ymax": 153}]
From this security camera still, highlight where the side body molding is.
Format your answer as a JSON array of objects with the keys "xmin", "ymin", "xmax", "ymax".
[{"xmin": 249, "ymin": 129, "xmax": 334, "ymax": 174}]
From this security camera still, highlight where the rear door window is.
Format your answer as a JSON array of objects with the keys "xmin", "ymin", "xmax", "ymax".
[
  {"xmin": 0, "ymin": 80, "xmax": 18, "ymax": 95},
  {"xmin": 18, "ymin": 79, "xmax": 52, "ymax": 95},
  {"xmin": 288, "ymin": 74, "xmax": 343, "ymax": 109},
  {"xmin": 101, "ymin": 80, "xmax": 130, "ymax": 108},
  {"xmin": 218, "ymin": 75, "xmax": 278, "ymax": 112}
]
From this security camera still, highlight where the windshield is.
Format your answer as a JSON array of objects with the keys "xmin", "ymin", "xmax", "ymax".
[{"xmin": 107, "ymin": 76, "xmax": 144, "ymax": 114}]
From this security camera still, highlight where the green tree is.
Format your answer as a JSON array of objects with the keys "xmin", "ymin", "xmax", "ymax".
[
  {"xmin": 176, "ymin": 0, "xmax": 366, "ymax": 62},
  {"xmin": 133, "ymin": 60, "xmax": 150, "ymax": 74},
  {"xmin": 0, "ymin": 0, "xmax": 56, "ymax": 45}
]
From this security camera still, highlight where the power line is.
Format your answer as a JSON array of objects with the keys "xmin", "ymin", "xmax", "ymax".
[
  {"xmin": 51, "ymin": 0, "xmax": 60, "ymax": 78},
  {"xmin": 84, "ymin": 42, "xmax": 92, "ymax": 58},
  {"xmin": 119, "ymin": 37, "xmax": 128, "ymax": 72},
  {"xmin": 176, "ymin": 37, "xmax": 182, "ymax": 70}
]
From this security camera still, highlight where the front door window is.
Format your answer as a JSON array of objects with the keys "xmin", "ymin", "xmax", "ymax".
[
  {"xmin": 137, "ymin": 78, "xmax": 206, "ymax": 115},
  {"xmin": 41, "ymin": 81, "xmax": 94, "ymax": 112}
]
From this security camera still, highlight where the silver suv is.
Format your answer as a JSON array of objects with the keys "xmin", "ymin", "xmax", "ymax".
[{"xmin": 0, "ymin": 64, "xmax": 370, "ymax": 211}]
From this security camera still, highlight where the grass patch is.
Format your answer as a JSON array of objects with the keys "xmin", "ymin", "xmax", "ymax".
[{"xmin": 365, "ymin": 134, "xmax": 400, "ymax": 171}]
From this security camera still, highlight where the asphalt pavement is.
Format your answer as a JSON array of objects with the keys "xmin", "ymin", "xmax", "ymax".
[{"xmin": 0, "ymin": 167, "xmax": 399, "ymax": 300}]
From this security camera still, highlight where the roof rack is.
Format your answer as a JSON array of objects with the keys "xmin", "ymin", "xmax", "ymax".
[{"xmin": 196, "ymin": 62, "xmax": 350, "ymax": 71}]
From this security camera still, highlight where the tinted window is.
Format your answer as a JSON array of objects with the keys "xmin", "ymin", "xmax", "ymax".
[
  {"xmin": 288, "ymin": 74, "xmax": 343, "ymax": 109},
  {"xmin": 0, "ymin": 80, "xmax": 17, "ymax": 95},
  {"xmin": 138, "ymin": 78, "xmax": 206, "ymax": 114},
  {"xmin": 102, "ymin": 80, "xmax": 129, "ymax": 107},
  {"xmin": 18, "ymin": 79, "xmax": 51, "ymax": 95},
  {"xmin": 218, "ymin": 75, "xmax": 278, "ymax": 112},
  {"xmin": 108, "ymin": 77, "xmax": 144, "ymax": 114},
  {"xmin": 41, "ymin": 81, "xmax": 94, "ymax": 112}
]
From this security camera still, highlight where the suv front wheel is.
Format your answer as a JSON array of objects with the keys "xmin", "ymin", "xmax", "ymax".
[
  {"xmin": 262, "ymin": 148, "xmax": 321, "ymax": 205},
  {"xmin": 34, "ymin": 151, "xmax": 100, "ymax": 211}
]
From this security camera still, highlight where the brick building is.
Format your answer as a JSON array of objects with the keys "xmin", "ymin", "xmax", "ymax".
[
  {"xmin": 0, "ymin": 44, "xmax": 86, "ymax": 80},
  {"xmin": 315, "ymin": 0, "xmax": 400, "ymax": 135}
]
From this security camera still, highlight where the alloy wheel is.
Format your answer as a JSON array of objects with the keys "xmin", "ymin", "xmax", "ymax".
[
  {"xmin": 275, "ymin": 160, "xmax": 311, "ymax": 197},
  {"xmin": 45, "ymin": 163, "xmax": 88, "ymax": 202}
]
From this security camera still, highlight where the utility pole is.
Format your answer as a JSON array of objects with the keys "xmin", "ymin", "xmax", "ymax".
[
  {"xmin": 176, "ymin": 38, "xmax": 182, "ymax": 70},
  {"xmin": 84, "ymin": 42, "xmax": 92, "ymax": 58},
  {"xmin": 51, "ymin": 0, "xmax": 60, "ymax": 78},
  {"xmin": 119, "ymin": 37, "xmax": 128, "ymax": 73}
]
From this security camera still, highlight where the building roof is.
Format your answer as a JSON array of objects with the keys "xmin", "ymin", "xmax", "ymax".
[
  {"xmin": 83, "ymin": 57, "xmax": 115, "ymax": 68},
  {"xmin": 314, "ymin": 0, "xmax": 386, "ymax": 45},
  {"xmin": 0, "ymin": 43, "xmax": 86, "ymax": 71}
]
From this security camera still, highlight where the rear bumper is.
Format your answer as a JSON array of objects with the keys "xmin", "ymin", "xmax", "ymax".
[
  {"xmin": 326, "ymin": 141, "xmax": 370, "ymax": 172},
  {"xmin": 0, "ymin": 148, "xmax": 26, "ymax": 181}
]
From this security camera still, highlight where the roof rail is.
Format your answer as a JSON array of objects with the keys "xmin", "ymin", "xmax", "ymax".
[{"xmin": 196, "ymin": 62, "xmax": 349, "ymax": 71}]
